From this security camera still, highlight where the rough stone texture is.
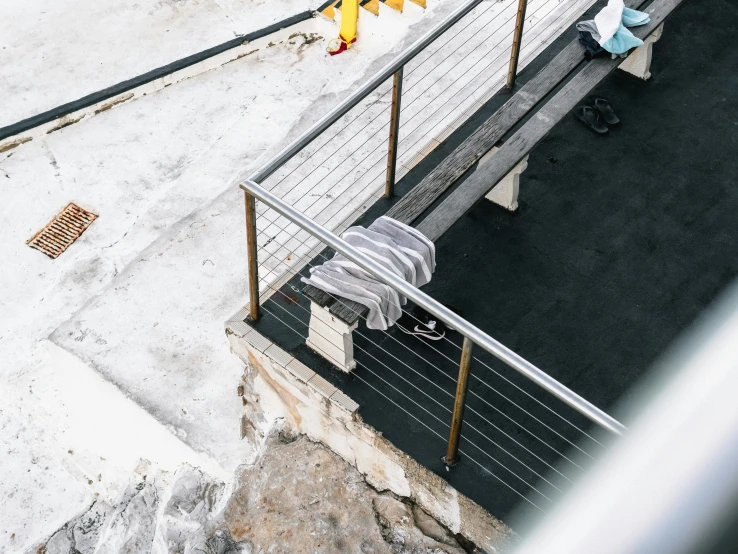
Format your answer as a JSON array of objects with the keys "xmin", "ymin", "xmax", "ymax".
[
  {"xmin": 37, "ymin": 462, "xmax": 230, "ymax": 554},
  {"xmin": 228, "ymin": 334, "xmax": 515, "ymax": 553},
  {"xmin": 224, "ymin": 434, "xmax": 467, "ymax": 554},
  {"xmin": 373, "ymin": 496, "xmax": 465, "ymax": 554},
  {"xmin": 36, "ymin": 434, "xmax": 476, "ymax": 554}
]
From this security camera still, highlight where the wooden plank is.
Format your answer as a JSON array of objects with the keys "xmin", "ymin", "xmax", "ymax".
[
  {"xmin": 302, "ymin": 284, "xmax": 336, "ymax": 307},
  {"xmin": 303, "ymin": 283, "xmax": 367, "ymax": 325},
  {"xmin": 302, "ymin": 0, "xmax": 678, "ymax": 325},
  {"xmin": 416, "ymin": 0, "xmax": 686, "ymax": 242},
  {"xmin": 385, "ymin": 0, "xmax": 645, "ymax": 226},
  {"xmin": 302, "ymin": 1, "xmax": 604, "ymax": 323},
  {"xmin": 328, "ymin": 297, "xmax": 367, "ymax": 324}
]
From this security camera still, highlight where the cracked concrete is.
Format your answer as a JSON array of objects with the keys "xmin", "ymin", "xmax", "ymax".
[
  {"xmin": 37, "ymin": 433, "xmax": 477, "ymax": 554},
  {"xmin": 228, "ymin": 333, "xmax": 515, "ymax": 553},
  {"xmin": 1, "ymin": 4, "xmax": 466, "ymax": 549},
  {"xmin": 223, "ymin": 434, "xmax": 472, "ymax": 554}
]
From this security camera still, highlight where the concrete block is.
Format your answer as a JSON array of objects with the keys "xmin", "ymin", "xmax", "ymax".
[
  {"xmin": 244, "ymin": 328, "xmax": 272, "ymax": 353},
  {"xmin": 619, "ymin": 23, "xmax": 664, "ymax": 81},
  {"xmin": 330, "ymin": 390, "xmax": 360, "ymax": 414},
  {"xmin": 307, "ymin": 374, "xmax": 338, "ymax": 400},
  {"xmin": 265, "ymin": 343, "xmax": 293, "ymax": 368},
  {"xmin": 306, "ymin": 301, "xmax": 358, "ymax": 372},
  {"xmin": 286, "ymin": 358, "xmax": 316, "ymax": 384},
  {"xmin": 478, "ymin": 146, "xmax": 529, "ymax": 212}
]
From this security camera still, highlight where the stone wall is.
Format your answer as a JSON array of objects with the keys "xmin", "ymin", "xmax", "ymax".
[{"xmin": 226, "ymin": 322, "xmax": 513, "ymax": 553}]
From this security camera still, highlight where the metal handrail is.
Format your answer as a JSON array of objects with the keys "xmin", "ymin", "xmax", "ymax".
[
  {"xmin": 241, "ymin": 179, "xmax": 627, "ymax": 436},
  {"xmin": 246, "ymin": 0, "xmax": 486, "ymax": 184}
]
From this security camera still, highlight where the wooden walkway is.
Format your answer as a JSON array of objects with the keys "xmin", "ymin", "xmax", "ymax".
[
  {"xmin": 417, "ymin": 0, "xmax": 683, "ymax": 241},
  {"xmin": 304, "ymin": 0, "xmax": 686, "ymax": 325},
  {"xmin": 256, "ymin": 0, "xmax": 596, "ymax": 288}
]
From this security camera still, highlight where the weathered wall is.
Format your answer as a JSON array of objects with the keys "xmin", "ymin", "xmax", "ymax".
[{"xmin": 226, "ymin": 323, "xmax": 513, "ymax": 553}]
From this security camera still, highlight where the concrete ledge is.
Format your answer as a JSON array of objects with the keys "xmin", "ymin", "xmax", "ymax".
[
  {"xmin": 0, "ymin": 11, "xmax": 321, "ymax": 150},
  {"xmin": 225, "ymin": 319, "xmax": 513, "ymax": 552},
  {"xmin": 226, "ymin": 315, "xmax": 358, "ymax": 415}
]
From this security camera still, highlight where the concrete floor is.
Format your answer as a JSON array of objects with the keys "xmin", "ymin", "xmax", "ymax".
[
  {"xmin": 0, "ymin": 3, "xmax": 458, "ymax": 550},
  {"xmin": 253, "ymin": 0, "xmax": 738, "ymax": 529},
  {"xmin": 0, "ymin": 0, "xmax": 321, "ymax": 128}
]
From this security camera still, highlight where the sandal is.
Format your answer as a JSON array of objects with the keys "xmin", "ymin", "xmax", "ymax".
[
  {"xmin": 574, "ymin": 105, "xmax": 609, "ymax": 134},
  {"xmin": 594, "ymin": 97, "xmax": 620, "ymax": 125}
]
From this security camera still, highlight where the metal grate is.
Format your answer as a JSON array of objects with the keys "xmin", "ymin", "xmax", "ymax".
[{"xmin": 27, "ymin": 203, "xmax": 98, "ymax": 259}]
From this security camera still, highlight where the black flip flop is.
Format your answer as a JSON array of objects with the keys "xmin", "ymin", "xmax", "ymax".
[
  {"xmin": 594, "ymin": 97, "xmax": 620, "ymax": 125},
  {"xmin": 574, "ymin": 105, "xmax": 608, "ymax": 134}
]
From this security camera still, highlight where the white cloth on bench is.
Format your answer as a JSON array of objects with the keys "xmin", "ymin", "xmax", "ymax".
[
  {"xmin": 589, "ymin": 0, "xmax": 650, "ymax": 55},
  {"xmin": 369, "ymin": 216, "xmax": 436, "ymax": 285},
  {"xmin": 302, "ymin": 216, "xmax": 435, "ymax": 330}
]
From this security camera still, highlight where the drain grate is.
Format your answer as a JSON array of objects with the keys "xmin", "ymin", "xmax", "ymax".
[{"xmin": 27, "ymin": 203, "xmax": 98, "ymax": 259}]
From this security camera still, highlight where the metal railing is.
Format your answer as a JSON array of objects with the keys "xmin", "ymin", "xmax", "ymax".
[
  {"xmin": 247, "ymin": 0, "xmax": 488, "ymax": 186},
  {"xmin": 237, "ymin": 0, "xmax": 624, "ymax": 498},
  {"xmin": 242, "ymin": 181, "xmax": 626, "ymax": 438}
]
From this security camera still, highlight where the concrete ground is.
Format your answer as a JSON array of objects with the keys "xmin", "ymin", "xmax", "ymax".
[
  {"xmin": 0, "ymin": 3, "xmax": 451, "ymax": 551},
  {"xmin": 0, "ymin": 0, "xmax": 321, "ymax": 128},
  {"xmin": 35, "ymin": 432, "xmax": 480, "ymax": 554},
  {"xmin": 253, "ymin": 0, "xmax": 738, "ymax": 528},
  {"xmin": 0, "ymin": 0, "xmax": 595, "ymax": 549}
]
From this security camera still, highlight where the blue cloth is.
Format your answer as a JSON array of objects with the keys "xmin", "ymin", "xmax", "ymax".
[
  {"xmin": 622, "ymin": 7, "xmax": 650, "ymax": 27},
  {"xmin": 601, "ymin": 23, "xmax": 643, "ymax": 54},
  {"xmin": 600, "ymin": 7, "xmax": 650, "ymax": 55}
]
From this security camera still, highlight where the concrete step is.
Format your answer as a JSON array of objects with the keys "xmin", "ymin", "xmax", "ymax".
[{"xmin": 321, "ymin": 0, "xmax": 426, "ymax": 21}]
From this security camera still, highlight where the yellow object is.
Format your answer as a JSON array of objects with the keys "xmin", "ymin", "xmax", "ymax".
[
  {"xmin": 383, "ymin": 0, "xmax": 404, "ymax": 12},
  {"xmin": 339, "ymin": 0, "xmax": 359, "ymax": 44},
  {"xmin": 321, "ymin": 0, "xmax": 340, "ymax": 20},
  {"xmin": 408, "ymin": 0, "xmax": 426, "ymax": 7},
  {"xmin": 363, "ymin": 0, "xmax": 380, "ymax": 16},
  {"xmin": 328, "ymin": 0, "xmax": 358, "ymax": 55}
]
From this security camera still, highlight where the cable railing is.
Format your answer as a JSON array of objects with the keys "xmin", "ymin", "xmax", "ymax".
[
  {"xmin": 242, "ymin": 180, "xmax": 624, "ymax": 513},
  {"xmin": 251, "ymin": 0, "xmax": 591, "ymax": 296},
  {"xmin": 256, "ymin": 0, "xmax": 585, "ymax": 232},
  {"xmin": 236, "ymin": 0, "xmax": 623, "ymax": 515}
]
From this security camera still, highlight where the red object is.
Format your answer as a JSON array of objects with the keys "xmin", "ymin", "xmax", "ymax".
[{"xmin": 328, "ymin": 35, "xmax": 356, "ymax": 56}]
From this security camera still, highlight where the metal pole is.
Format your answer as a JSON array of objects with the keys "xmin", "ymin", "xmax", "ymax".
[
  {"xmin": 506, "ymin": 0, "xmax": 527, "ymax": 90},
  {"xmin": 240, "ymin": 180, "xmax": 627, "ymax": 436},
  {"xmin": 245, "ymin": 191, "xmax": 260, "ymax": 321},
  {"xmin": 444, "ymin": 337, "xmax": 474, "ymax": 467},
  {"xmin": 247, "ymin": 0, "xmax": 485, "ymax": 184},
  {"xmin": 385, "ymin": 68, "xmax": 403, "ymax": 198}
]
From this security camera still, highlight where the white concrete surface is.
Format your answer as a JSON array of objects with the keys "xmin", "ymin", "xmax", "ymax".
[
  {"xmin": 0, "ymin": 4, "xmax": 459, "ymax": 550},
  {"xmin": 0, "ymin": 0, "xmax": 321, "ymax": 128},
  {"xmin": 0, "ymin": 340, "xmax": 228, "ymax": 552},
  {"xmin": 0, "ymin": 0, "xmax": 591, "ymax": 549}
]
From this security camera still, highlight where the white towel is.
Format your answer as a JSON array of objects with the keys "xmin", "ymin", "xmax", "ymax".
[
  {"xmin": 594, "ymin": 0, "xmax": 625, "ymax": 45},
  {"xmin": 302, "ymin": 216, "xmax": 436, "ymax": 330}
]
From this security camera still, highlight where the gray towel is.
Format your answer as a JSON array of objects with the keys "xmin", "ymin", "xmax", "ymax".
[
  {"xmin": 302, "ymin": 216, "xmax": 435, "ymax": 330},
  {"xmin": 369, "ymin": 216, "xmax": 435, "ymax": 286},
  {"xmin": 576, "ymin": 20, "xmax": 602, "ymax": 42}
]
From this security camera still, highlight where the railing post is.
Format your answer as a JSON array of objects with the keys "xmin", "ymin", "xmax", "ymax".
[
  {"xmin": 506, "ymin": 0, "xmax": 527, "ymax": 90},
  {"xmin": 443, "ymin": 337, "xmax": 474, "ymax": 467},
  {"xmin": 385, "ymin": 67, "xmax": 404, "ymax": 198},
  {"xmin": 245, "ymin": 191, "xmax": 261, "ymax": 321}
]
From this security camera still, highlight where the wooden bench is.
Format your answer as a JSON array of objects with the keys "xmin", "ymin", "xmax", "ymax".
[{"xmin": 303, "ymin": 0, "xmax": 682, "ymax": 371}]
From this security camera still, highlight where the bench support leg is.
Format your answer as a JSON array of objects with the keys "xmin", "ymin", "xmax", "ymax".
[
  {"xmin": 477, "ymin": 146, "xmax": 529, "ymax": 212},
  {"xmin": 619, "ymin": 23, "xmax": 664, "ymax": 81},
  {"xmin": 306, "ymin": 301, "xmax": 358, "ymax": 373}
]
